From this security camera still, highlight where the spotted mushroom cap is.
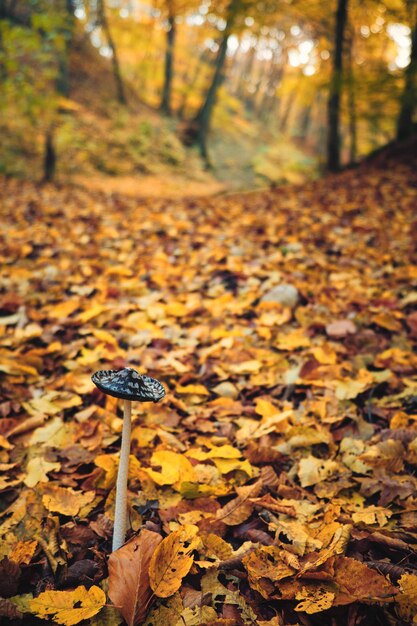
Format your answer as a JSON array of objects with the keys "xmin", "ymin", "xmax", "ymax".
[{"xmin": 91, "ymin": 368, "xmax": 165, "ymax": 402}]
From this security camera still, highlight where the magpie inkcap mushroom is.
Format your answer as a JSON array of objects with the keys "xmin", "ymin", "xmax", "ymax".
[
  {"xmin": 91, "ymin": 367, "xmax": 165, "ymax": 551},
  {"xmin": 92, "ymin": 368, "xmax": 165, "ymax": 402}
]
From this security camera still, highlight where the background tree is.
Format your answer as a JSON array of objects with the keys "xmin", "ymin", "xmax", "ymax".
[
  {"xmin": 397, "ymin": 0, "xmax": 417, "ymax": 140},
  {"xmin": 187, "ymin": 0, "xmax": 281, "ymax": 162},
  {"xmin": 96, "ymin": 0, "xmax": 127, "ymax": 104},
  {"xmin": 326, "ymin": 0, "xmax": 348, "ymax": 172}
]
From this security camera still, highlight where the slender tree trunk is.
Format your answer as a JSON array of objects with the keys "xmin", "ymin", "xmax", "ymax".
[
  {"xmin": 193, "ymin": 32, "xmax": 230, "ymax": 161},
  {"xmin": 299, "ymin": 105, "xmax": 312, "ymax": 140},
  {"xmin": 43, "ymin": 130, "xmax": 56, "ymax": 183},
  {"xmin": 397, "ymin": 2, "xmax": 417, "ymax": 141},
  {"xmin": 56, "ymin": 0, "xmax": 75, "ymax": 98},
  {"xmin": 347, "ymin": 30, "xmax": 357, "ymax": 163},
  {"xmin": 326, "ymin": 0, "xmax": 348, "ymax": 172},
  {"xmin": 279, "ymin": 90, "xmax": 297, "ymax": 133},
  {"xmin": 97, "ymin": 0, "xmax": 126, "ymax": 105},
  {"xmin": 191, "ymin": 0, "xmax": 239, "ymax": 162},
  {"xmin": 161, "ymin": 10, "xmax": 176, "ymax": 116}
]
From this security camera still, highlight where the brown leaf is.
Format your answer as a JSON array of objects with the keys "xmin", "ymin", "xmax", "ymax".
[
  {"xmin": 108, "ymin": 529, "xmax": 163, "ymax": 626},
  {"xmin": 0, "ymin": 557, "xmax": 20, "ymax": 597},
  {"xmin": 332, "ymin": 557, "xmax": 397, "ymax": 605},
  {"xmin": 0, "ymin": 598, "xmax": 23, "ymax": 619},
  {"xmin": 216, "ymin": 480, "xmax": 263, "ymax": 526}
]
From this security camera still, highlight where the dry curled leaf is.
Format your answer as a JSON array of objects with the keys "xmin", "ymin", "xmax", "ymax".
[
  {"xmin": 216, "ymin": 480, "xmax": 263, "ymax": 525},
  {"xmin": 108, "ymin": 529, "xmax": 163, "ymax": 626}
]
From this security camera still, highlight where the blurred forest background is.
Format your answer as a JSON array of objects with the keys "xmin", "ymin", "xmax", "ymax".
[{"xmin": 0, "ymin": 0, "xmax": 416, "ymax": 191}]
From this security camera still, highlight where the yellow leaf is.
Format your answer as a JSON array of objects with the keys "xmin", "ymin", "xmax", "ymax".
[
  {"xmin": 255, "ymin": 398, "xmax": 279, "ymax": 419},
  {"xmin": 24, "ymin": 457, "xmax": 61, "ymax": 488},
  {"xmin": 29, "ymin": 417, "xmax": 74, "ymax": 448},
  {"xmin": 351, "ymin": 505, "xmax": 392, "ymax": 526},
  {"xmin": 213, "ymin": 457, "xmax": 255, "ymax": 476},
  {"xmin": 91, "ymin": 329, "xmax": 118, "ymax": 346},
  {"xmin": 75, "ymin": 304, "xmax": 109, "ymax": 323},
  {"xmin": 334, "ymin": 369, "xmax": 374, "ymax": 400},
  {"xmin": 186, "ymin": 444, "xmax": 242, "ymax": 461},
  {"xmin": 42, "ymin": 486, "xmax": 96, "ymax": 516},
  {"xmin": 145, "ymin": 451, "xmax": 196, "ymax": 489},
  {"xmin": 9, "ymin": 540, "xmax": 38, "ymax": 565},
  {"xmin": 46, "ymin": 300, "xmax": 80, "ymax": 320},
  {"xmin": 276, "ymin": 329, "xmax": 310, "ymax": 350},
  {"xmin": 95, "ymin": 454, "xmax": 119, "ymax": 489},
  {"xmin": 176, "ymin": 384, "xmax": 209, "ymax": 395},
  {"xmin": 229, "ymin": 360, "xmax": 261, "ymax": 374},
  {"xmin": 131, "ymin": 426, "xmax": 157, "ymax": 447},
  {"xmin": 200, "ymin": 533, "xmax": 233, "ymax": 561},
  {"xmin": 165, "ymin": 302, "xmax": 187, "ymax": 317},
  {"xmin": 149, "ymin": 525, "xmax": 199, "ymax": 598},
  {"xmin": 311, "ymin": 345, "xmax": 337, "ymax": 365},
  {"xmin": 0, "ymin": 434, "xmax": 13, "ymax": 449},
  {"xmin": 29, "ymin": 585, "xmax": 105, "ymax": 625},
  {"xmin": 298, "ymin": 456, "xmax": 340, "ymax": 488},
  {"xmin": 243, "ymin": 545, "xmax": 296, "ymax": 594},
  {"xmin": 295, "ymin": 584, "xmax": 336, "ymax": 614},
  {"xmin": 372, "ymin": 311, "xmax": 403, "ymax": 332},
  {"xmin": 398, "ymin": 573, "xmax": 417, "ymax": 622},
  {"xmin": 0, "ymin": 358, "xmax": 38, "ymax": 377}
]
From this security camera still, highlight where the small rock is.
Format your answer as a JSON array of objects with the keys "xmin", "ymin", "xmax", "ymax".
[
  {"xmin": 326, "ymin": 319, "xmax": 357, "ymax": 338},
  {"xmin": 260, "ymin": 284, "xmax": 299, "ymax": 308}
]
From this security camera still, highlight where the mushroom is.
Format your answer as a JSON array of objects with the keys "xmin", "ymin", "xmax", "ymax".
[{"xmin": 91, "ymin": 367, "xmax": 165, "ymax": 551}]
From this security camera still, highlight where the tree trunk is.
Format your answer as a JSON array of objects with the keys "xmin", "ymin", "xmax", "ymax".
[
  {"xmin": 97, "ymin": 0, "xmax": 127, "ymax": 105},
  {"xmin": 298, "ymin": 105, "xmax": 312, "ymax": 141},
  {"xmin": 160, "ymin": 10, "xmax": 176, "ymax": 116},
  {"xmin": 43, "ymin": 130, "xmax": 56, "ymax": 183},
  {"xmin": 326, "ymin": 0, "xmax": 348, "ymax": 172},
  {"xmin": 347, "ymin": 29, "xmax": 357, "ymax": 163},
  {"xmin": 191, "ymin": 0, "xmax": 239, "ymax": 162},
  {"xmin": 56, "ymin": 0, "xmax": 76, "ymax": 98},
  {"xmin": 279, "ymin": 90, "xmax": 297, "ymax": 133},
  {"xmin": 192, "ymin": 32, "xmax": 230, "ymax": 161},
  {"xmin": 397, "ymin": 2, "xmax": 417, "ymax": 141}
]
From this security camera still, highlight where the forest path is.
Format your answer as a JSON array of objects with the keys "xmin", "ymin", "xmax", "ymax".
[{"xmin": 72, "ymin": 173, "xmax": 226, "ymax": 198}]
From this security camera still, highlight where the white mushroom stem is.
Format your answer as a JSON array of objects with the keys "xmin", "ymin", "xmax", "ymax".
[{"xmin": 112, "ymin": 399, "xmax": 132, "ymax": 552}]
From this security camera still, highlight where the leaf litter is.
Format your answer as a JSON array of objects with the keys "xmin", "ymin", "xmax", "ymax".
[{"xmin": 0, "ymin": 148, "xmax": 417, "ymax": 625}]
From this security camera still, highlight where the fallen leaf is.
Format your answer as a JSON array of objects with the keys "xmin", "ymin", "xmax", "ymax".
[
  {"xmin": 295, "ymin": 583, "xmax": 336, "ymax": 613},
  {"xmin": 42, "ymin": 486, "xmax": 96, "ymax": 516},
  {"xmin": 108, "ymin": 530, "xmax": 163, "ymax": 626},
  {"xmin": 216, "ymin": 480, "xmax": 263, "ymax": 525},
  {"xmin": 24, "ymin": 457, "xmax": 61, "ymax": 488},
  {"xmin": 397, "ymin": 573, "xmax": 417, "ymax": 623},
  {"xmin": 149, "ymin": 525, "xmax": 199, "ymax": 598},
  {"xmin": 29, "ymin": 585, "xmax": 106, "ymax": 625}
]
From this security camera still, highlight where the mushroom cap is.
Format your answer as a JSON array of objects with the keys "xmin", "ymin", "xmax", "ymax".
[{"xmin": 91, "ymin": 368, "xmax": 165, "ymax": 402}]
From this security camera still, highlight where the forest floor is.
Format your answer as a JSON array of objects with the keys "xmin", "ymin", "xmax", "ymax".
[{"xmin": 0, "ymin": 139, "xmax": 417, "ymax": 626}]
